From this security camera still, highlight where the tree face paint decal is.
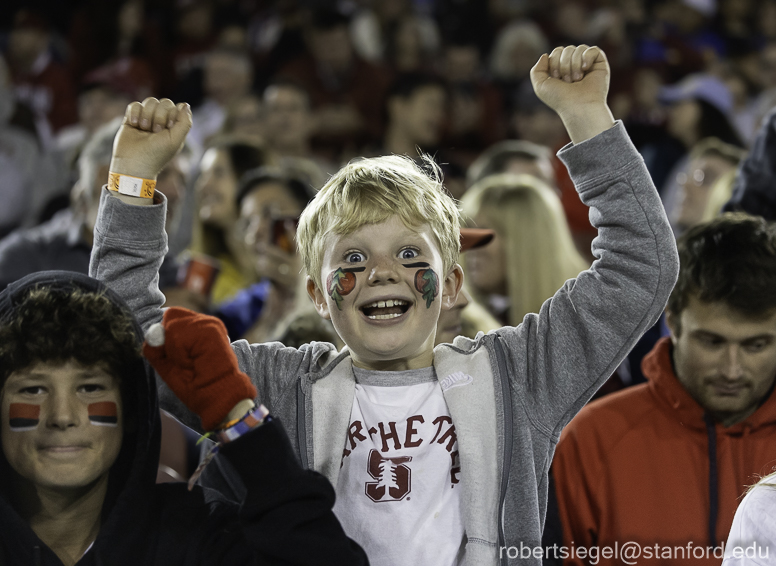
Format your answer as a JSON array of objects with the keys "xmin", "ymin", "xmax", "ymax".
[
  {"xmin": 327, "ymin": 267, "xmax": 366, "ymax": 310},
  {"xmin": 403, "ymin": 262, "xmax": 439, "ymax": 308},
  {"xmin": 88, "ymin": 402, "xmax": 118, "ymax": 427},
  {"xmin": 9, "ymin": 403, "xmax": 39, "ymax": 432}
]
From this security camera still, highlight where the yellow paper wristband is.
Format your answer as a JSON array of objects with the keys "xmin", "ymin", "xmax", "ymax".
[{"xmin": 108, "ymin": 172, "xmax": 156, "ymax": 199}]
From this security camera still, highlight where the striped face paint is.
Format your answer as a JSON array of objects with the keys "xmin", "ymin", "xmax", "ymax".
[
  {"xmin": 9, "ymin": 403, "xmax": 40, "ymax": 432},
  {"xmin": 88, "ymin": 402, "xmax": 119, "ymax": 427}
]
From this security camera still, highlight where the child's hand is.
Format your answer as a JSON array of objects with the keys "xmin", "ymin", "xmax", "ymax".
[
  {"xmin": 143, "ymin": 307, "xmax": 258, "ymax": 431},
  {"xmin": 110, "ymin": 98, "xmax": 192, "ymax": 183},
  {"xmin": 530, "ymin": 45, "xmax": 615, "ymax": 144}
]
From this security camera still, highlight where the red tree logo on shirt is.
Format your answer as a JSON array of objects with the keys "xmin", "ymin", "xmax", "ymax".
[{"xmin": 365, "ymin": 450, "xmax": 412, "ymax": 502}]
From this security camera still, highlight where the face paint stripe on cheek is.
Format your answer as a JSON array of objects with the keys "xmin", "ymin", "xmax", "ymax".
[
  {"xmin": 327, "ymin": 267, "xmax": 365, "ymax": 310},
  {"xmin": 9, "ymin": 403, "xmax": 40, "ymax": 432},
  {"xmin": 88, "ymin": 402, "xmax": 118, "ymax": 427}
]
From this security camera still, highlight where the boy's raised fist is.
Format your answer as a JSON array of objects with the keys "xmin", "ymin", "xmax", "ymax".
[
  {"xmin": 530, "ymin": 45, "xmax": 615, "ymax": 144},
  {"xmin": 110, "ymin": 97, "xmax": 192, "ymax": 182},
  {"xmin": 530, "ymin": 45, "xmax": 609, "ymax": 114}
]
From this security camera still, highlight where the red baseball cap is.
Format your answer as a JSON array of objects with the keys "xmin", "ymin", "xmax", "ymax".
[{"xmin": 460, "ymin": 228, "xmax": 494, "ymax": 252}]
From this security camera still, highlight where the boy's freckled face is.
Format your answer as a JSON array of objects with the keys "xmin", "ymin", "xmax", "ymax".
[{"xmin": 312, "ymin": 216, "xmax": 458, "ymax": 369}]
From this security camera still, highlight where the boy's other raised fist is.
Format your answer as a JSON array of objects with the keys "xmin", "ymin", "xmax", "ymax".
[
  {"xmin": 110, "ymin": 98, "xmax": 192, "ymax": 182},
  {"xmin": 530, "ymin": 45, "xmax": 615, "ymax": 144}
]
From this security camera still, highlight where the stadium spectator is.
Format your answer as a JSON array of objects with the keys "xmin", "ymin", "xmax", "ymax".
[
  {"xmin": 489, "ymin": 20, "xmax": 550, "ymax": 100},
  {"xmin": 215, "ymin": 167, "xmax": 314, "ymax": 343},
  {"xmin": 219, "ymin": 93, "xmax": 263, "ymax": 144},
  {"xmin": 188, "ymin": 49, "xmax": 254, "ymax": 157},
  {"xmin": 0, "ymin": 54, "xmax": 52, "ymax": 238},
  {"xmin": 262, "ymin": 80, "xmax": 313, "ymax": 159},
  {"xmin": 549, "ymin": 214, "xmax": 776, "ymax": 565},
  {"xmin": 55, "ymin": 59, "xmax": 156, "ymax": 189},
  {"xmin": 189, "ymin": 137, "xmax": 272, "ymax": 307},
  {"xmin": 466, "ymin": 139, "xmax": 557, "ymax": 190},
  {"xmin": 6, "ymin": 10, "xmax": 78, "ymax": 149},
  {"xmin": 671, "ymin": 137, "xmax": 746, "ymax": 234},
  {"xmin": 460, "ymin": 172, "xmax": 589, "ymax": 326},
  {"xmin": 349, "ymin": 0, "xmax": 440, "ymax": 67},
  {"xmin": 279, "ymin": 8, "xmax": 391, "ymax": 162},
  {"xmin": 382, "ymin": 72, "xmax": 446, "ymax": 158},
  {"xmin": 646, "ymin": 73, "xmax": 743, "ymax": 208}
]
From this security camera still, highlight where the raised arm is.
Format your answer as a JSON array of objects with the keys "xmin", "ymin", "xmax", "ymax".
[
  {"xmin": 89, "ymin": 99, "xmax": 321, "ymax": 442},
  {"xmin": 89, "ymin": 98, "xmax": 192, "ymax": 329},
  {"xmin": 496, "ymin": 46, "xmax": 679, "ymax": 434}
]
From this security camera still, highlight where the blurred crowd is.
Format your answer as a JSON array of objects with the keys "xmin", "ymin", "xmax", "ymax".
[{"xmin": 3, "ymin": 0, "xmax": 775, "ymax": 350}]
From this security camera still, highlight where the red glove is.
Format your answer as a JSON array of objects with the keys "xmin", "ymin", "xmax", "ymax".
[{"xmin": 143, "ymin": 307, "xmax": 257, "ymax": 431}]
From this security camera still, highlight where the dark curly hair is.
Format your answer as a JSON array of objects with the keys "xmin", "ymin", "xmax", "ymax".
[
  {"xmin": 667, "ymin": 213, "xmax": 776, "ymax": 331},
  {"xmin": 0, "ymin": 286, "xmax": 142, "ymax": 388}
]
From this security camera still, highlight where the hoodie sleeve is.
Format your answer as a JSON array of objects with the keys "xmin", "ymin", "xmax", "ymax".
[
  {"xmin": 205, "ymin": 418, "xmax": 369, "ymax": 565},
  {"xmin": 494, "ymin": 122, "xmax": 679, "ymax": 435},
  {"xmin": 89, "ymin": 188, "xmax": 168, "ymax": 330}
]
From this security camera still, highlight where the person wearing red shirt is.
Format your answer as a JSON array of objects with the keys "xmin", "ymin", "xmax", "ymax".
[{"xmin": 549, "ymin": 213, "xmax": 776, "ymax": 565}]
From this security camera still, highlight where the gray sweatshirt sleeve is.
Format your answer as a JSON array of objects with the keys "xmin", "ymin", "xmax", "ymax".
[
  {"xmin": 90, "ymin": 188, "xmax": 168, "ymax": 330},
  {"xmin": 494, "ymin": 122, "xmax": 679, "ymax": 436}
]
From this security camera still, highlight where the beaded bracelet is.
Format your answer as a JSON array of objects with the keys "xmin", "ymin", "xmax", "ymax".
[
  {"xmin": 187, "ymin": 404, "xmax": 271, "ymax": 490},
  {"xmin": 215, "ymin": 404, "xmax": 271, "ymax": 444}
]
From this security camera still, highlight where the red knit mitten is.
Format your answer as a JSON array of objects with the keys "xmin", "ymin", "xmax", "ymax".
[{"xmin": 143, "ymin": 307, "xmax": 257, "ymax": 431}]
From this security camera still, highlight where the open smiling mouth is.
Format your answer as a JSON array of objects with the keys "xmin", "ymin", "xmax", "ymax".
[{"xmin": 361, "ymin": 299, "xmax": 411, "ymax": 320}]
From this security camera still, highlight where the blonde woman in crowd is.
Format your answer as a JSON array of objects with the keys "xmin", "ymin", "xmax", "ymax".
[{"xmin": 460, "ymin": 172, "xmax": 589, "ymax": 326}]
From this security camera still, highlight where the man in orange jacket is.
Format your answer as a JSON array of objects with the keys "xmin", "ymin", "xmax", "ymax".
[{"xmin": 548, "ymin": 213, "xmax": 776, "ymax": 565}]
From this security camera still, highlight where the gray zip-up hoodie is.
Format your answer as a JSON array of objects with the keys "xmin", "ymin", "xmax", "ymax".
[{"xmin": 90, "ymin": 122, "xmax": 679, "ymax": 565}]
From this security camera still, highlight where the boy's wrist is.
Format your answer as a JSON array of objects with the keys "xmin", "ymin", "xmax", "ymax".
[
  {"xmin": 107, "ymin": 158, "xmax": 159, "ymax": 206},
  {"xmin": 559, "ymin": 103, "xmax": 616, "ymax": 145},
  {"xmin": 109, "ymin": 156, "xmax": 160, "ymax": 182}
]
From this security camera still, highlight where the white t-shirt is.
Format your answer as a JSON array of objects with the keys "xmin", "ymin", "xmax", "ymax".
[
  {"xmin": 723, "ymin": 482, "xmax": 776, "ymax": 566},
  {"xmin": 333, "ymin": 366, "xmax": 465, "ymax": 566}
]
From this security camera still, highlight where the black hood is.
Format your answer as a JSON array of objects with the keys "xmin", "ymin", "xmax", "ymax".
[{"xmin": 0, "ymin": 271, "xmax": 161, "ymax": 565}]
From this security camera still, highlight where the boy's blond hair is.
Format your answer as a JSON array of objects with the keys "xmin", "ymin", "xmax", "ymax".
[{"xmin": 298, "ymin": 154, "xmax": 462, "ymax": 290}]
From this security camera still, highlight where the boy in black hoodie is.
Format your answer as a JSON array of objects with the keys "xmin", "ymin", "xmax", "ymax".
[{"xmin": 0, "ymin": 270, "xmax": 367, "ymax": 566}]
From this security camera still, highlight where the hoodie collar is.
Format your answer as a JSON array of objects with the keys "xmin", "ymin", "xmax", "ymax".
[{"xmin": 643, "ymin": 336, "xmax": 776, "ymax": 433}]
